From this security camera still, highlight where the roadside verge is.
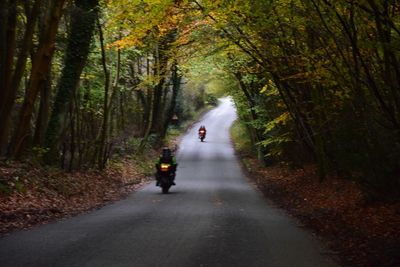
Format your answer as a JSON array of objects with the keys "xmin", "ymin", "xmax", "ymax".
[{"xmin": 230, "ymin": 119, "xmax": 400, "ymax": 267}]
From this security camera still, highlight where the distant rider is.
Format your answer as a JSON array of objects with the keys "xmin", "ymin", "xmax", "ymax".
[{"xmin": 198, "ymin": 125, "xmax": 207, "ymax": 135}]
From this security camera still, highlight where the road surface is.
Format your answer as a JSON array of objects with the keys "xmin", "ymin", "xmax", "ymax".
[{"xmin": 0, "ymin": 97, "xmax": 337, "ymax": 267}]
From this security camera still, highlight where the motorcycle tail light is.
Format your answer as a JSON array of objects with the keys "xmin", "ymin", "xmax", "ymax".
[{"xmin": 160, "ymin": 163, "xmax": 170, "ymax": 171}]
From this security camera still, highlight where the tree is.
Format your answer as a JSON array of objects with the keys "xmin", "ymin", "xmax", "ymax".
[
  {"xmin": 44, "ymin": 0, "xmax": 99, "ymax": 165},
  {"xmin": 0, "ymin": 0, "xmax": 42, "ymax": 153},
  {"xmin": 9, "ymin": 0, "xmax": 66, "ymax": 158}
]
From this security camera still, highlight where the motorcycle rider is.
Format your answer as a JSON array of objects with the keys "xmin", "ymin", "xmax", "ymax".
[
  {"xmin": 198, "ymin": 125, "xmax": 207, "ymax": 136},
  {"xmin": 155, "ymin": 147, "xmax": 177, "ymax": 186}
]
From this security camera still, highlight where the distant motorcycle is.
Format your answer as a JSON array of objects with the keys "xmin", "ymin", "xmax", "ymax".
[
  {"xmin": 198, "ymin": 129, "xmax": 206, "ymax": 142},
  {"xmin": 157, "ymin": 163, "xmax": 175, "ymax": 194}
]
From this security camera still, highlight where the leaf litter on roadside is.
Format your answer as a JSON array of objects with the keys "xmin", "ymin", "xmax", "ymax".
[
  {"xmin": 0, "ymin": 159, "xmax": 152, "ymax": 235},
  {"xmin": 242, "ymin": 157, "xmax": 400, "ymax": 267}
]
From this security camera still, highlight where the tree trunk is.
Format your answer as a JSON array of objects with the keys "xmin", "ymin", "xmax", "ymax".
[
  {"xmin": 0, "ymin": 1, "xmax": 16, "ymax": 153},
  {"xmin": 44, "ymin": 0, "xmax": 98, "ymax": 164},
  {"xmin": 0, "ymin": 1, "xmax": 43, "ymax": 153},
  {"xmin": 160, "ymin": 63, "xmax": 181, "ymax": 139},
  {"xmin": 139, "ymin": 87, "xmax": 155, "ymax": 153},
  {"xmin": 96, "ymin": 15, "xmax": 113, "ymax": 169},
  {"xmin": 33, "ymin": 69, "xmax": 51, "ymax": 146},
  {"xmin": 0, "ymin": 0, "xmax": 8, "ymax": 91},
  {"xmin": 9, "ymin": 0, "xmax": 66, "ymax": 158}
]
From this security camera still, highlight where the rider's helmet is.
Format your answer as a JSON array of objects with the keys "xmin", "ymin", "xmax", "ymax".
[{"xmin": 162, "ymin": 147, "xmax": 172, "ymax": 158}]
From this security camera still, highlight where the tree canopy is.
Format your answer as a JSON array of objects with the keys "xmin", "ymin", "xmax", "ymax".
[{"xmin": 0, "ymin": 0, "xmax": 399, "ymax": 198}]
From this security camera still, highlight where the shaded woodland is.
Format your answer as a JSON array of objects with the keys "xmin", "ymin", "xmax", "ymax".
[
  {"xmin": 189, "ymin": 0, "xmax": 400, "ymax": 200},
  {"xmin": 0, "ymin": 0, "xmax": 399, "ymax": 199},
  {"xmin": 0, "ymin": 0, "xmax": 207, "ymax": 171}
]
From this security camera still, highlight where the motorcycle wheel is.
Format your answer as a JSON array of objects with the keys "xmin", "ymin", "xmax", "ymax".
[
  {"xmin": 200, "ymin": 137, "xmax": 204, "ymax": 142},
  {"xmin": 162, "ymin": 185, "xmax": 170, "ymax": 194}
]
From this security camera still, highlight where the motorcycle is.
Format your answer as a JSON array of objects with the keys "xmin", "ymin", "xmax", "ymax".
[
  {"xmin": 157, "ymin": 163, "xmax": 175, "ymax": 194},
  {"xmin": 198, "ymin": 129, "xmax": 206, "ymax": 142}
]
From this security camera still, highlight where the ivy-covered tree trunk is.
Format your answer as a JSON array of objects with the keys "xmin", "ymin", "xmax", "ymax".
[{"xmin": 44, "ymin": 0, "xmax": 98, "ymax": 165}]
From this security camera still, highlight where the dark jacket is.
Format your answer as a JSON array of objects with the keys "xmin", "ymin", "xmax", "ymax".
[{"xmin": 156, "ymin": 155, "xmax": 177, "ymax": 173}]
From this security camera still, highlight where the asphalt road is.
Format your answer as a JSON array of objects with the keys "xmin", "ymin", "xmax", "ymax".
[{"xmin": 0, "ymin": 97, "xmax": 337, "ymax": 267}]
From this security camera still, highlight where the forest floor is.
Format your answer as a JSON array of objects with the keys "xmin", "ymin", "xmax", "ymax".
[
  {"xmin": 0, "ymin": 154, "xmax": 155, "ymax": 236},
  {"xmin": 238, "ymin": 151, "xmax": 400, "ymax": 267}
]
